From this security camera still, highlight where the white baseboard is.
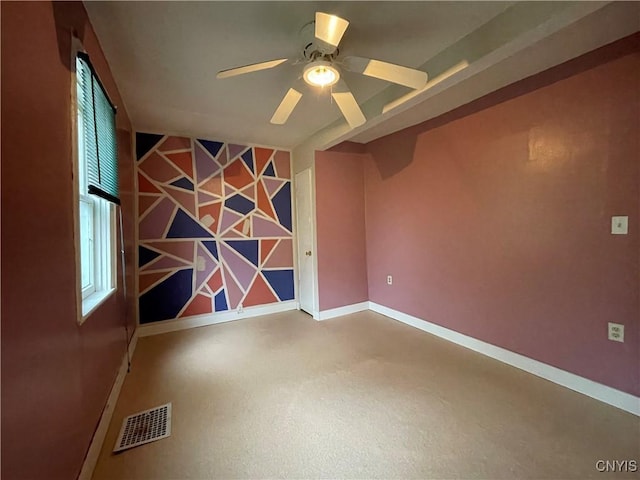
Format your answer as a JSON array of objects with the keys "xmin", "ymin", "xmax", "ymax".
[
  {"xmin": 316, "ymin": 301, "xmax": 370, "ymax": 321},
  {"xmin": 137, "ymin": 300, "xmax": 298, "ymax": 337},
  {"xmin": 369, "ymin": 302, "xmax": 640, "ymax": 416},
  {"xmin": 79, "ymin": 331, "xmax": 139, "ymax": 480}
]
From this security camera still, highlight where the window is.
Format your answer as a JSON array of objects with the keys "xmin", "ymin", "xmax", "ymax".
[{"xmin": 75, "ymin": 53, "xmax": 119, "ymax": 320}]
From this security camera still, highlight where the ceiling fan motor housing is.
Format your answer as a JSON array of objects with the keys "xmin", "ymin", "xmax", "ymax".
[{"xmin": 300, "ymin": 20, "xmax": 338, "ymax": 58}]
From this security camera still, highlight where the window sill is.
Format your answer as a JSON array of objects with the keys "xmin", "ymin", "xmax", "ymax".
[{"xmin": 79, "ymin": 287, "xmax": 116, "ymax": 325}]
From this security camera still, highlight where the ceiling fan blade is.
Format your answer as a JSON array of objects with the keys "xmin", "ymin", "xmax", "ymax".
[
  {"xmin": 343, "ymin": 56, "xmax": 428, "ymax": 89},
  {"xmin": 216, "ymin": 58, "xmax": 288, "ymax": 79},
  {"xmin": 270, "ymin": 88, "xmax": 303, "ymax": 125},
  {"xmin": 331, "ymin": 83, "xmax": 365, "ymax": 129},
  {"xmin": 315, "ymin": 12, "xmax": 349, "ymax": 47}
]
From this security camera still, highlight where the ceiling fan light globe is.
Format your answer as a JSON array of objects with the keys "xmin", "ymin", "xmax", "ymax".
[
  {"xmin": 303, "ymin": 61, "xmax": 340, "ymax": 87},
  {"xmin": 307, "ymin": 67, "xmax": 336, "ymax": 86}
]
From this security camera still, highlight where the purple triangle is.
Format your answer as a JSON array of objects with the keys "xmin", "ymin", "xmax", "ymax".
[
  {"xmin": 198, "ymin": 191, "xmax": 219, "ymax": 204},
  {"xmin": 222, "ymin": 264, "xmax": 243, "ymax": 308},
  {"xmin": 139, "ymin": 198, "xmax": 176, "ymax": 240},
  {"xmin": 263, "ymin": 178, "xmax": 284, "ymax": 198},
  {"xmin": 224, "ymin": 183, "xmax": 236, "ymax": 197},
  {"xmin": 252, "ymin": 215, "xmax": 291, "ymax": 238},
  {"xmin": 142, "ymin": 255, "xmax": 190, "ymax": 271},
  {"xmin": 220, "ymin": 243, "xmax": 256, "ymax": 292},
  {"xmin": 195, "ymin": 244, "xmax": 217, "ymax": 290},
  {"xmin": 219, "ymin": 208, "xmax": 243, "ymax": 233},
  {"xmin": 228, "ymin": 144, "xmax": 247, "ymax": 160},
  {"xmin": 195, "ymin": 142, "xmax": 220, "ymax": 183}
]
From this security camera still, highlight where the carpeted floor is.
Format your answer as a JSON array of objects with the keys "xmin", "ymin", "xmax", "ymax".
[{"xmin": 92, "ymin": 310, "xmax": 639, "ymax": 479}]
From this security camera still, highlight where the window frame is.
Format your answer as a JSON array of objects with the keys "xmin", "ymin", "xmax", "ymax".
[{"xmin": 72, "ymin": 38, "xmax": 117, "ymax": 324}]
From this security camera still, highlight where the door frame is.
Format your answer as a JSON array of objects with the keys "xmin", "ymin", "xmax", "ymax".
[{"xmin": 294, "ymin": 166, "xmax": 319, "ymax": 318}]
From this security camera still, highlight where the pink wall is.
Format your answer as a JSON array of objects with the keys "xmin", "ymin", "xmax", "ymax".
[
  {"xmin": 1, "ymin": 2, "xmax": 135, "ymax": 478},
  {"xmin": 316, "ymin": 151, "xmax": 369, "ymax": 311},
  {"xmin": 364, "ymin": 36, "xmax": 639, "ymax": 396}
]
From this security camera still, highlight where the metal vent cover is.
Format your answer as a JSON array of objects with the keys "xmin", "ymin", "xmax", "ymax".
[{"xmin": 114, "ymin": 403, "xmax": 172, "ymax": 452}]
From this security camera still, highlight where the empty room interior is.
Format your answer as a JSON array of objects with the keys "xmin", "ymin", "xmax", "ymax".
[{"xmin": 2, "ymin": 1, "xmax": 640, "ymax": 479}]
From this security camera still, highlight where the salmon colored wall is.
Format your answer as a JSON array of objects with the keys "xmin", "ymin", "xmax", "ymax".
[
  {"xmin": 316, "ymin": 151, "xmax": 369, "ymax": 311},
  {"xmin": 364, "ymin": 37, "xmax": 639, "ymax": 395},
  {"xmin": 1, "ymin": 2, "xmax": 135, "ymax": 479}
]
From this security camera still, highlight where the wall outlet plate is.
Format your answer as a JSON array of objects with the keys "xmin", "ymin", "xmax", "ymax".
[
  {"xmin": 387, "ymin": 275, "xmax": 393, "ymax": 285},
  {"xmin": 611, "ymin": 216, "xmax": 628, "ymax": 235},
  {"xmin": 608, "ymin": 322, "xmax": 624, "ymax": 342}
]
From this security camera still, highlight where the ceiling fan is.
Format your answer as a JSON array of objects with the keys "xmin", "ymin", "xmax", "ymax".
[{"xmin": 216, "ymin": 12, "xmax": 428, "ymax": 129}]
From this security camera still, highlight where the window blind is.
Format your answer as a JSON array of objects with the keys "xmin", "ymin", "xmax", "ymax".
[{"xmin": 77, "ymin": 52, "xmax": 119, "ymax": 205}]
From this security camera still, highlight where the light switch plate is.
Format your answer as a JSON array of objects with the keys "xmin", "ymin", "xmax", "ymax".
[
  {"xmin": 608, "ymin": 322, "xmax": 624, "ymax": 342},
  {"xmin": 611, "ymin": 216, "xmax": 628, "ymax": 235},
  {"xmin": 196, "ymin": 256, "xmax": 205, "ymax": 271}
]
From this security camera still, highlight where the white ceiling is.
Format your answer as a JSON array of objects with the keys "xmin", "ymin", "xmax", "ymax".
[
  {"xmin": 84, "ymin": 1, "xmax": 511, "ymax": 147},
  {"xmin": 85, "ymin": 2, "xmax": 639, "ymax": 152}
]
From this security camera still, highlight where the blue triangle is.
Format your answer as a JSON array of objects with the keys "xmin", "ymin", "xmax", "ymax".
[
  {"xmin": 139, "ymin": 269, "xmax": 193, "ymax": 323},
  {"xmin": 214, "ymin": 289, "xmax": 228, "ymax": 311},
  {"xmin": 263, "ymin": 162, "xmax": 276, "ymax": 177},
  {"xmin": 202, "ymin": 240, "xmax": 218, "ymax": 260},
  {"xmin": 263, "ymin": 270, "xmax": 294, "ymax": 301},
  {"xmin": 226, "ymin": 240, "xmax": 258, "ymax": 267},
  {"xmin": 271, "ymin": 181, "xmax": 292, "ymax": 231},
  {"xmin": 241, "ymin": 149, "xmax": 254, "ymax": 174},
  {"xmin": 167, "ymin": 209, "xmax": 214, "ymax": 238},
  {"xmin": 139, "ymin": 246, "xmax": 161, "ymax": 267},
  {"xmin": 225, "ymin": 194, "xmax": 254, "ymax": 215},
  {"xmin": 136, "ymin": 132, "xmax": 164, "ymax": 160},
  {"xmin": 170, "ymin": 177, "xmax": 194, "ymax": 191},
  {"xmin": 198, "ymin": 139, "xmax": 224, "ymax": 158}
]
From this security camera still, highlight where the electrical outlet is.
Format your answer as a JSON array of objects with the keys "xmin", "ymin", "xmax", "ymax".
[
  {"xmin": 237, "ymin": 303, "xmax": 243, "ymax": 314},
  {"xmin": 611, "ymin": 216, "xmax": 628, "ymax": 235},
  {"xmin": 608, "ymin": 322, "xmax": 624, "ymax": 342},
  {"xmin": 387, "ymin": 275, "xmax": 393, "ymax": 285}
]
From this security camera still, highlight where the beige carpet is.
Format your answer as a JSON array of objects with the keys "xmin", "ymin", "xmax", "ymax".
[{"xmin": 92, "ymin": 310, "xmax": 639, "ymax": 479}]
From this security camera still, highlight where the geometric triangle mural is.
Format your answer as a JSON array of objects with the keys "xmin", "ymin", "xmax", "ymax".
[
  {"xmin": 254, "ymin": 147, "xmax": 273, "ymax": 176},
  {"xmin": 170, "ymin": 177, "xmax": 194, "ymax": 191},
  {"xmin": 264, "ymin": 239, "xmax": 293, "ymax": 268},
  {"xmin": 161, "ymin": 185, "xmax": 196, "ymax": 216},
  {"xmin": 136, "ymin": 132, "xmax": 164, "ymax": 161},
  {"xmin": 136, "ymin": 132, "xmax": 293, "ymax": 324},
  {"xmin": 263, "ymin": 162, "xmax": 276, "ymax": 177},
  {"xmin": 197, "ymin": 139, "xmax": 224, "ymax": 158},
  {"xmin": 260, "ymin": 239, "xmax": 278, "ymax": 265},
  {"xmin": 226, "ymin": 239, "xmax": 258, "ymax": 267},
  {"xmin": 195, "ymin": 142, "xmax": 221, "ymax": 183}
]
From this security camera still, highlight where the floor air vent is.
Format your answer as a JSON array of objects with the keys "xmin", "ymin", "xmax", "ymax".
[{"xmin": 114, "ymin": 403, "xmax": 172, "ymax": 452}]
